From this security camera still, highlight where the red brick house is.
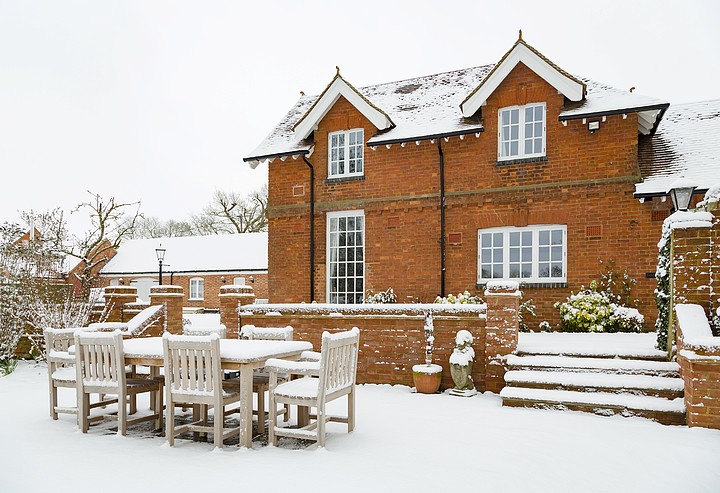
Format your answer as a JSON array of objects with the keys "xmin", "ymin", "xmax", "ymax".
[
  {"xmin": 97, "ymin": 233, "xmax": 269, "ymax": 309},
  {"xmin": 244, "ymin": 35, "xmax": 720, "ymax": 327}
]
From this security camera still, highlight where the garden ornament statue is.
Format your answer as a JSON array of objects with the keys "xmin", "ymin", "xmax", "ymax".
[
  {"xmin": 412, "ymin": 310, "xmax": 442, "ymax": 393},
  {"xmin": 449, "ymin": 330, "xmax": 477, "ymax": 397}
]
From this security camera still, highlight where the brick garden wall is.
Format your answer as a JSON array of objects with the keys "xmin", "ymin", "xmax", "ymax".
[
  {"xmin": 267, "ymin": 63, "xmax": 670, "ymax": 329},
  {"xmin": 670, "ymin": 206, "xmax": 720, "ymax": 429}
]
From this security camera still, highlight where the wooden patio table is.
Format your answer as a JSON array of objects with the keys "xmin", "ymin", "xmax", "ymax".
[{"xmin": 121, "ymin": 337, "xmax": 313, "ymax": 448}]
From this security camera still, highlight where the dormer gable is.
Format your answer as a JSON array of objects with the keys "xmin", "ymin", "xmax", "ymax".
[
  {"xmin": 293, "ymin": 70, "xmax": 394, "ymax": 141},
  {"xmin": 461, "ymin": 33, "xmax": 586, "ymax": 118}
]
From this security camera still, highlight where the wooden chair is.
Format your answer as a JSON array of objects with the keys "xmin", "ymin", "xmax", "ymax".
[
  {"xmin": 236, "ymin": 325, "xmax": 293, "ymax": 432},
  {"xmin": 163, "ymin": 333, "xmax": 241, "ymax": 448},
  {"xmin": 44, "ymin": 327, "xmax": 114, "ymax": 421},
  {"xmin": 266, "ymin": 327, "xmax": 360, "ymax": 447},
  {"xmin": 74, "ymin": 330, "xmax": 163, "ymax": 435}
]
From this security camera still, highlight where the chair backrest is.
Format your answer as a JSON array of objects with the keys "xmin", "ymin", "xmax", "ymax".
[
  {"xmin": 240, "ymin": 324, "xmax": 293, "ymax": 341},
  {"xmin": 183, "ymin": 324, "xmax": 227, "ymax": 338},
  {"xmin": 44, "ymin": 328, "xmax": 77, "ymax": 365},
  {"xmin": 163, "ymin": 334, "xmax": 223, "ymax": 398},
  {"xmin": 74, "ymin": 330, "xmax": 125, "ymax": 392},
  {"xmin": 317, "ymin": 327, "xmax": 360, "ymax": 401}
]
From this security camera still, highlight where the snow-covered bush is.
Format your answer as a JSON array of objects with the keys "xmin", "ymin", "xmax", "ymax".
[
  {"xmin": 434, "ymin": 290, "xmax": 483, "ymax": 304},
  {"xmin": 655, "ymin": 219, "xmax": 672, "ymax": 349},
  {"xmin": 539, "ymin": 321, "xmax": 551, "ymax": 331},
  {"xmin": 519, "ymin": 298, "xmax": 536, "ymax": 332},
  {"xmin": 423, "ymin": 311, "xmax": 434, "ymax": 365},
  {"xmin": 365, "ymin": 288, "xmax": 397, "ymax": 304},
  {"xmin": 555, "ymin": 281, "xmax": 644, "ymax": 333}
]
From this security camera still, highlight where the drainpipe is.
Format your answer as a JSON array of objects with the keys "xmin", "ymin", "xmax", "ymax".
[
  {"xmin": 302, "ymin": 155, "xmax": 316, "ymax": 302},
  {"xmin": 437, "ymin": 138, "xmax": 446, "ymax": 297}
]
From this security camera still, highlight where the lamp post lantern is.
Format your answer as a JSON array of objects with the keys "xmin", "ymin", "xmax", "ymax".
[
  {"xmin": 155, "ymin": 246, "xmax": 166, "ymax": 286},
  {"xmin": 667, "ymin": 177, "xmax": 697, "ymax": 212}
]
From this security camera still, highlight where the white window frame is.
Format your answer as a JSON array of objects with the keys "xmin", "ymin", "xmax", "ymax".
[
  {"xmin": 498, "ymin": 103, "xmax": 546, "ymax": 161},
  {"xmin": 326, "ymin": 209, "xmax": 365, "ymax": 304},
  {"xmin": 189, "ymin": 277, "xmax": 204, "ymax": 301},
  {"xmin": 328, "ymin": 128, "xmax": 364, "ymax": 178},
  {"xmin": 477, "ymin": 225, "xmax": 567, "ymax": 284}
]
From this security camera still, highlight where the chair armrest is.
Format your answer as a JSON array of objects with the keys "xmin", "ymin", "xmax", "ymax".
[
  {"xmin": 299, "ymin": 350, "xmax": 321, "ymax": 362},
  {"xmin": 264, "ymin": 358, "xmax": 320, "ymax": 377}
]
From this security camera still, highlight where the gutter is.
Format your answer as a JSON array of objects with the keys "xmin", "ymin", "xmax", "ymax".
[
  {"xmin": 437, "ymin": 138, "xmax": 446, "ymax": 298},
  {"xmin": 302, "ymin": 155, "xmax": 316, "ymax": 302}
]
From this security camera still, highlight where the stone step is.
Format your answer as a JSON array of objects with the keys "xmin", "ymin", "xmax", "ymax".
[
  {"xmin": 504, "ymin": 370, "xmax": 685, "ymax": 399},
  {"xmin": 515, "ymin": 349, "xmax": 667, "ymax": 362},
  {"xmin": 517, "ymin": 333, "xmax": 667, "ymax": 361},
  {"xmin": 500, "ymin": 387, "xmax": 686, "ymax": 426},
  {"xmin": 506, "ymin": 355, "xmax": 681, "ymax": 378}
]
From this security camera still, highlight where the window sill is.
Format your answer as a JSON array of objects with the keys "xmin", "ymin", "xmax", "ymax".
[
  {"xmin": 188, "ymin": 298, "xmax": 204, "ymax": 301},
  {"xmin": 496, "ymin": 156, "xmax": 548, "ymax": 166},
  {"xmin": 476, "ymin": 281, "xmax": 567, "ymax": 290},
  {"xmin": 324, "ymin": 175, "xmax": 365, "ymax": 185}
]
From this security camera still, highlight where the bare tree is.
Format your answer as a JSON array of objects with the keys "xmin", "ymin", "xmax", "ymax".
[
  {"xmin": 130, "ymin": 216, "xmax": 194, "ymax": 239},
  {"xmin": 24, "ymin": 191, "xmax": 142, "ymax": 297},
  {"xmin": 192, "ymin": 186, "xmax": 268, "ymax": 234}
]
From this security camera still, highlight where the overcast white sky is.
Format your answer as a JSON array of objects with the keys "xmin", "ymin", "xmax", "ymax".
[{"xmin": 1, "ymin": 0, "xmax": 718, "ymax": 234}]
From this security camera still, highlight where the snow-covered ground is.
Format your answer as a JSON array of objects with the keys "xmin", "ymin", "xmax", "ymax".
[{"xmin": 2, "ymin": 362, "xmax": 719, "ymax": 492}]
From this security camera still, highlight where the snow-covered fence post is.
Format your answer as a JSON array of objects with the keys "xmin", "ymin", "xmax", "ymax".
[
  {"xmin": 103, "ymin": 286, "xmax": 137, "ymax": 322},
  {"xmin": 219, "ymin": 285, "xmax": 255, "ymax": 338},
  {"xmin": 484, "ymin": 281, "xmax": 520, "ymax": 393},
  {"xmin": 149, "ymin": 285, "xmax": 183, "ymax": 334}
]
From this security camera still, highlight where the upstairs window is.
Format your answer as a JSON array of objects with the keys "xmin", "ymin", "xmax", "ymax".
[
  {"xmin": 478, "ymin": 225, "xmax": 566, "ymax": 284},
  {"xmin": 189, "ymin": 277, "xmax": 204, "ymax": 300},
  {"xmin": 498, "ymin": 103, "xmax": 546, "ymax": 161},
  {"xmin": 329, "ymin": 129, "xmax": 364, "ymax": 178}
]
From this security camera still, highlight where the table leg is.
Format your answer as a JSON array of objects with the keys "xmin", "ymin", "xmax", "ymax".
[
  {"xmin": 298, "ymin": 406, "xmax": 309, "ymax": 427},
  {"xmin": 238, "ymin": 365, "xmax": 254, "ymax": 448}
]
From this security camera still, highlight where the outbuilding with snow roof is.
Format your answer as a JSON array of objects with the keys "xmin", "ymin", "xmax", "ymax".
[{"xmin": 97, "ymin": 233, "xmax": 268, "ymax": 309}]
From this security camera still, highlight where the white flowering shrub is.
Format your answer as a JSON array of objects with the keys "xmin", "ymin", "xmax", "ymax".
[
  {"xmin": 555, "ymin": 281, "xmax": 644, "ymax": 333},
  {"xmin": 365, "ymin": 288, "xmax": 397, "ymax": 304},
  {"xmin": 434, "ymin": 290, "xmax": 483, "ymax": 304}
]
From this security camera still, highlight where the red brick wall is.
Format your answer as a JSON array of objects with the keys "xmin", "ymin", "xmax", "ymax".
[
  {"xmin": 99, "ymin": 273, "xmax": 268, "ymax": 310},
  {"xmin": 267, "ymin": 63, "xmax": 668, "ymax": 328}
]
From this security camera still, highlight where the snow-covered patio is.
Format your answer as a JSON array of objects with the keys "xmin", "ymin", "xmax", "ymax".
[{"xmin": 1, "ymin": 360, "xmax": 719, "ymax": 493}]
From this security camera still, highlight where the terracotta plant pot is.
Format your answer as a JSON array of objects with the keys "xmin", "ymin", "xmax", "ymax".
[{"xmin": 412, "ymin": 363, "xmax": 442, "ymax": 394}]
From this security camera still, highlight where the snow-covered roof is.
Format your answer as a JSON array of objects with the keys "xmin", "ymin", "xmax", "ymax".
[
  {"xmin": 100, "ymin": 233, "xmax": 267, "ymax": 275},
  {"xmin": 635, "ymin": 100, "xmax": 720, "ymax": 197},
  {"xmin": 245, "ymin": 52, "xmax": 668, "ymax": 163}
]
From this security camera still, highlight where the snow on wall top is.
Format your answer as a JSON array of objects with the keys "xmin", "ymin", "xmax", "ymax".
[
  {"xmin": 636, "ymin": 99, "xmax": 720, "ymax": 196},
  {"xmin": 100, "ymin": 233, "xmax": 267, "ymax": 275},
  {"xmin": 245, "ymin": 65, "xmax": 665, "ymax": 161}
]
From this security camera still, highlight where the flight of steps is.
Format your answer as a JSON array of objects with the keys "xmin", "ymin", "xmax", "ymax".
[{"xmin": 500, "ymin": 343, "xmax": 686, "ymax": 425}]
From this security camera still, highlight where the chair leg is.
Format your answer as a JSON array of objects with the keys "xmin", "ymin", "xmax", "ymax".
[
  {"xmin": 166, "ymin": 393, "xmax": 175, "ymax": 446},
  {"xmin": 268, "ymin": 392, "xmax": 277, "ymax": 446},
  {"xmin": 154, "ymin": 388, "xmax": 163, "ymax": 430},
  {"xmin": 256, "ymin": 387, "xmax": 265, "ymax": 435},
  {"xmin": 50, "ymin": 383, "xmax": 58, "ymax": 420},
  {"xmin": 214, "ymin": 406, "xmax": 223, "ymax": 448},
  {"xmin": 79, "ymin": 392, "xmax": 89, "ymax": 433},
  {"xmin": 348, "ymin": 389, "xmax": 355, "ymax": 432},
  {"xmin": 118, "ymin": 392, "xmax": 128, "ymax": 436},
  {"xmin": 317, "ymin": 404, "xmax": 326, "ymax": 447}
]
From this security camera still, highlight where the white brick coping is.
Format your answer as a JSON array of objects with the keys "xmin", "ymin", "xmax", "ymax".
[{"xmin": 240, "ymin": 303, "xmax": 487, "ymax": 317}]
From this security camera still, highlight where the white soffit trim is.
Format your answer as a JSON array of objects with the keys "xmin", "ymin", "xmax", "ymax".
[
  {"xmin": 461, "ymin": 43, "xmax": 585, "ymax": 118},
  {"xmin": 293, "ymin": 77, "xmax": 393, "ymax": 141}
]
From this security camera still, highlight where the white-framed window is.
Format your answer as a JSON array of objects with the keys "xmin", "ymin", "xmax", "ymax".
[
  {"xmin": 498, "ymin": 103, "xmax": 546, "ymax": 161},
  {"xmin": 233, "ymin": 277, "xmax": 246, "ymax": 285},
  {"xmin": 478, "ymin": 225, "xmax": 566, "ymax": 283},
  {"xmin": 189, "ymin": 277, "xmax": 204, "ymax": 300},
  {"xmin": 328, "ymin": 129, "xmax": 364, "ymax": 178},
  {"xmin": 327, "ymin": 210, "xmax": 364, "ymax": 304}
]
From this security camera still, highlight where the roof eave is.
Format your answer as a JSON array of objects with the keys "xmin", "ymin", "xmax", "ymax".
[{"xmin": 366, "ymin": 126, "xmax": 485, "ymax": 147}]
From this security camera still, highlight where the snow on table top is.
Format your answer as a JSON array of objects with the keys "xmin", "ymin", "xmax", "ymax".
[
  {"xmin": 636, "ymin": 99, "xmax": 720, "ymax": 196},
  {"xmin": 122, "ymin": 338, "xmax": 312, "ymax": 362},
  {"xmin": 500, "ymin": 387, "xmax": 685, "ymax": 413},
  {"xmin": 517, "ymin": 332, "xmax": 666, "ymax": 358},
  {"xmin": 506, "ymin": 354, "xmax": 680, "ymax": 372},
  {"xmin": 505, "ymin": 370, "xmax": 684, "ymax": 391}
]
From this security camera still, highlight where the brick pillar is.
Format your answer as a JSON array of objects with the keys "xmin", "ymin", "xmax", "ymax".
[
  {"xmin": 484, "ymin": 281, "xmax": 520, "ymax": 393},
  {"xmin": 149, "ymin": 285, "xmax": 184, "ymax": 334},
  {"xmin": 219, "ymin": 285, "xmax": 256, "ymax": 339},
  {"xmin": 103, "ymin": 286, "xmax": 138, "ymax": 322},
  {"xmin": 672, "ymin": 225, "xmax": 712, "ymax": 310}
]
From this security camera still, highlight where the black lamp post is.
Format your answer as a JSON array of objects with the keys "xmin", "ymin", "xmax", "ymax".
[
  {"xmin": 155, "ymin": 246, "xmax": 166, "ymax": 286},
  {"xmin": 668, "ymin": 177, "xmax": 697, "ymax": 212}
]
